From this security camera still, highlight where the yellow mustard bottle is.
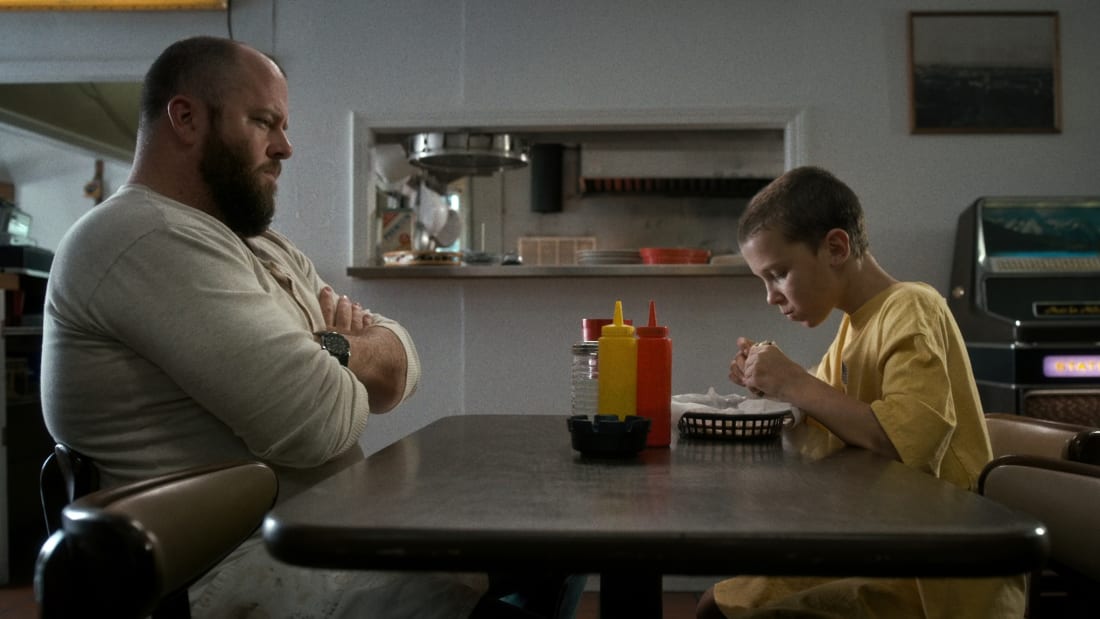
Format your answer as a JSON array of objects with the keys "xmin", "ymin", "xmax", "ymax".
[{"xmin": 597, "ymin": 300, "xmax": 637, "ymax": 420}]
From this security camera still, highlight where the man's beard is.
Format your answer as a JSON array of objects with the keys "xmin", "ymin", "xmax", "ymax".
[{"xmin": 199, "ymin": 121, "xmax": 278, "ymax": 238}]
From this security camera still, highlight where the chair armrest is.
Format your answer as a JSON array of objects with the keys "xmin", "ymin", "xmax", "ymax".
[{"xmin": 58, "ymin": 460, "xmax": 278, "ymax": 616}]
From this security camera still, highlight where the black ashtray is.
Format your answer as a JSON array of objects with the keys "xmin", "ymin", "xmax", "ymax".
[{"xmin": 567, "ymin": 414, "xmax": 651, "ymax": 458}]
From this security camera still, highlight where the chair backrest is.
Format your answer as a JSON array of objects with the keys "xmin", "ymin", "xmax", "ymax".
[
  {"xmin": 985, "ymin": 413, "xmax": 1100, "ymax": 464},
  {"xmin": 40, "ymin": 443, "xmax": 100, "ymax": 535},
  {"xmin": 978, "ymin": 455, "xmax": 1100, "ymax": 583},
  {"xmin": 35, "ymin": 460, "xmax": 278, "ymax": 619}
]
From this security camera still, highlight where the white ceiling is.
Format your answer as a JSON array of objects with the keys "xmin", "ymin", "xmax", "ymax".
[{"xmin": 0, "ymin": 82, "xmax": 139, "ymax": 160}]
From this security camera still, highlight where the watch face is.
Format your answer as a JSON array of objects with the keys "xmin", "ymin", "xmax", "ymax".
[{"xmin": 322, "ymin": 332, "xmax": 350, "ymax": 364}]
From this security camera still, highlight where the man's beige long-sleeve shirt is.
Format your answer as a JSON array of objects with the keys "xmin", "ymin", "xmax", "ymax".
[{"xmin": 42, "ymin": 184, "xmax": 420, "ymax": 497}]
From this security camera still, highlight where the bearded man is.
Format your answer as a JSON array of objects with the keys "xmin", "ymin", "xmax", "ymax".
[{"xmin": 41, "ymin": 36, "xmax": 562, "ymax": 618}]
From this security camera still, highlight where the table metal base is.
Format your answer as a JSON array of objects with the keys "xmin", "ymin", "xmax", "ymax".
[{"xmin": 600, "ymin": 571, "xmax": 663, "ymax": 619}]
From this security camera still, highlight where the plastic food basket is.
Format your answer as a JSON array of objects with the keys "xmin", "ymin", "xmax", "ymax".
[{"xmin": 677, "ymin": 410, "xmax": 789, "ymax": 441}]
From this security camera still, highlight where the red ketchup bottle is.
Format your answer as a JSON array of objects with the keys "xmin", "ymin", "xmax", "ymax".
[{"xmin": 636, "ymin": 300, "xmax": 672, "ymax": 447}]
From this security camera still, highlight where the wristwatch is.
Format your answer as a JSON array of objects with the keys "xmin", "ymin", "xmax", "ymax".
[{"xmin": 319, "ymin": 331, "xmax": 350, "ymax": 367}]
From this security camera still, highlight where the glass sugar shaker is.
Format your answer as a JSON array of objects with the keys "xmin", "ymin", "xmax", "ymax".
[{"xmin": 571, "ymin": 342, "xmax": 599, "ymax": 417}]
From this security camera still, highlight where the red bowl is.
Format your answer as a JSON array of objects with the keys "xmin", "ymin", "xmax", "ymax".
[{"xmin": 639, "ymin": 247, "xmax": 711, "ymax": 265}]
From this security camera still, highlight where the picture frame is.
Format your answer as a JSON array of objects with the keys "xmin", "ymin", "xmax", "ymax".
[
  {"xmin": 0, "ymin": 0, "xmax": 226, "ymax": 9},
  {"xmin": 907, "ymin": 11, "xmax": 1061, "ymax": 134}
]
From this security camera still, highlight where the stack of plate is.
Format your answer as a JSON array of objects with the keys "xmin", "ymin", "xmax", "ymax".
[{"xmin": 576, "ymin": 249, "xmax": 643, "ymax": 265}]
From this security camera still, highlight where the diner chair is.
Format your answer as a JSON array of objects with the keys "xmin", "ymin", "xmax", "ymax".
[
  {"xmin": 978, "ymin": 455, "xmax": 1100, "ymax": 619},
  {"xmin": 985, "ymin": 413, "xmax": 1100, "ymax": 464},
  {"xmin": 39, "ymin": 443, "xmax": 100, "ymax": 535},
  {"xmin": 984, "ymin": 412, "xmax": 1100, "ymax": 616},
  {"xmin": 34, "ymin": 459, "xmax": 278, "ymax": 619}
]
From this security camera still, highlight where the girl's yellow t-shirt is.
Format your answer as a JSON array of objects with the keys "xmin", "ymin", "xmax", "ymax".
[
  {"xmin": 714, "ymin": 282, "xmax": 1025, "ymax": 619},
  {"xmin": 816, "ymin": 281, "xmax": 992, "ymax": 491}
]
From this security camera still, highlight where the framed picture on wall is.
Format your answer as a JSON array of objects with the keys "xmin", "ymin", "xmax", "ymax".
[{"xmin": 908, "ymin": 11, "xmax": 1061, "ymax": 134}]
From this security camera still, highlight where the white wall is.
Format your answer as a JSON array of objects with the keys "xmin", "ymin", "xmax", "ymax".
[
  {"xmin": 2, "ymin": 0, "xmax": 1098, "ymax": 455},
  {"xmin": 0, "ymin": 124, "xmax": 130, "ymax": 252}
]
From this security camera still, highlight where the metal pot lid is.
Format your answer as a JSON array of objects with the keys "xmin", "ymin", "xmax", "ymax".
[{"xmin": 406, "ymin": 132, "xmax": 529, "ymax": 176}]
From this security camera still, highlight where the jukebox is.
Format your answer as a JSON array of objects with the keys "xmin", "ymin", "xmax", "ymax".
[{"xmin": 948, "ymin": 196, "xmax": 1100, "ymax": 425}]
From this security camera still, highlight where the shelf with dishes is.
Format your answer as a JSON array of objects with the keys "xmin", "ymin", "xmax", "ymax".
[
  {"xmin": 348, "ymin": 262, "xmax": 750, "ymax": 279},
  {"xmin": 357, "ymin": 246, "xmax": 749, "ymax": 279}
]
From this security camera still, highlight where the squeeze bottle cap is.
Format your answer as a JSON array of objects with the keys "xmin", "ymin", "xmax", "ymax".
[
  {"xmin": 636, "ymin": 300, "xmax": 668, "ymax": 338},
  {"xmin": 600, "ymin": 300, "xmax": 635, "ymax": 337}
]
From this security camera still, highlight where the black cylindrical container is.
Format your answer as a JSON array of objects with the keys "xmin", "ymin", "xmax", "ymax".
[{"xmin": 529, "ymin": 143, "xmax": 563, "ymax": 213}]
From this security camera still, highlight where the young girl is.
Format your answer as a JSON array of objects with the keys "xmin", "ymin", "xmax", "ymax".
[{"xmin": 698, "ymin": 166, "xmax": 1024, "ymax": 619}]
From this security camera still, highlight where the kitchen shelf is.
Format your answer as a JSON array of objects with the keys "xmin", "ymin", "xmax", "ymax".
[{"xmin": 347, "ymin": 264, "xmax": 753, "ymax": 279}]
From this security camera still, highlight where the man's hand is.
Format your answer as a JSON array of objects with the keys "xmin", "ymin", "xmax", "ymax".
[{"xmin": 319, "ymin": 286, "xmax": 373, "ymax": 335}]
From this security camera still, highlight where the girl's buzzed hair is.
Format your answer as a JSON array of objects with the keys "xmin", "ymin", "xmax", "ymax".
[{"xmin": 738, "ymin": 166, "xmax": 869, "ymax": 258}]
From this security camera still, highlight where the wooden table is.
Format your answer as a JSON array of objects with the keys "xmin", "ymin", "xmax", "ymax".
[{"xmin": 263, "ymin": 414, "xmax": 1048, "ymax": 618}]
